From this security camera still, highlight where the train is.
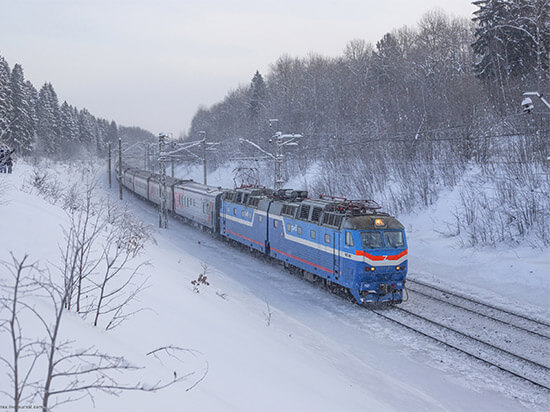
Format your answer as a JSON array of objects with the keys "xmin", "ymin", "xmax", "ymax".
[{"xmin": 117, "ymin": 164, "xmax": 408, "ymax": 305}]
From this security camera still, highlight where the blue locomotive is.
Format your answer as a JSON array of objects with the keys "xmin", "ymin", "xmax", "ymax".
[{"xmin": 118, "ymin": 165, "xmax": 408, "ymax": 304}]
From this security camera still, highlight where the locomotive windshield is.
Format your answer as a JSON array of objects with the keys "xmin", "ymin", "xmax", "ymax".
[
  {"xmin": 361, "ymin": 232, "xmax": 383, "ymax": 248},
  {"xmin": 384, "ymin": 231, "xmax": 404, "ymax": 248},
  {"xmin": 360, "ymin": 230, "xmax": 404, "ymax": 249}
]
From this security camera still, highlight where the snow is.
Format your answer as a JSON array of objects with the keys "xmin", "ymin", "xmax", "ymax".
[
  {"xmin": 401, "ymin": 181, "xmax": 549, "ymax": 317},
  {"xmin": 1, "ymin": 161, "xmax": 548, "ymax": 411}
]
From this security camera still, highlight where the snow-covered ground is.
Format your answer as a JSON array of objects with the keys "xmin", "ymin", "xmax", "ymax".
[{"xmin": 1, "ymin": 161, "xmax": 548, "ymax": 411}]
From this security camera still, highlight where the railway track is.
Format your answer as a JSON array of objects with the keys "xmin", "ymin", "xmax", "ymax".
[
  {"xmin": 372, "ymin": 278, "xmax": 550, "ymax": 391},
  {"xmin": 406, "ymin": 278, "xmax": 550, "ymax": 338}
]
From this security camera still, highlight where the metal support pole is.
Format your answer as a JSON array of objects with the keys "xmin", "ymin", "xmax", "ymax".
[
  {"xmin": 108, "ymin": 143, "xmax": 112, "ymax": 188},
  {"xmin": 118, "ymin": 138, "xmax": 123, "ymax": 200},
  {"xmin": 269, "ymin": 119, "xmax": 282, "ymax": 190},
  {"xmin": 158, "ymin": 134, "xmax": 168, "ymax": 229},
  {"xmin": 144, "ymin": 146, "xmax": 148, "ymax": 170},
  {"xmin": 171, "ymin": 142, "xmax": 175, "ymax": 178},
  {"xmin": 200, "ymin": 131, "xmax": 207, "ymax": 185},
  {"xmin": 275, "ymin": 151, "xmax": 283, "ymax": 190}
]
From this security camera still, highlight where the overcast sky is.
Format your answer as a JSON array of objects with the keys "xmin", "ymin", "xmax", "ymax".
[{"xmin": 1, "ymin": 0, "xmax": 476, "ymax": 136}]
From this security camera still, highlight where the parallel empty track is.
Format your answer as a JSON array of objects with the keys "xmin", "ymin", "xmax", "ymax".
[{"xmin": 372, "ymin": 278, "xmax": 550, "ymax": 391}]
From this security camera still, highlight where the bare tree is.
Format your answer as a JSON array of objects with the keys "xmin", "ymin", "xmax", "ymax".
[
  {"xmin": 58, "ymin": 179, "xmax": 105, "ymax": 313},
  {"xmin": 89, "ymin": 205, "xmax": 152, "ymax": 330},
  {"xmin": 0, "ymin": 254, "xmax": 44, "ymax": 410}
]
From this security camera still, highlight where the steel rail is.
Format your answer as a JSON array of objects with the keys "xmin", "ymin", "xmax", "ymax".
[
  {"xmin": 406, "ymin": 285, "xmax": 550, "ymax": 340},
  {"xmin": 407, "ymin": 278, "xmax": 550, "ymax": 328},
  {"xmin": 371, "ymin": 307, "xmax": 550, "ymax": 391}
]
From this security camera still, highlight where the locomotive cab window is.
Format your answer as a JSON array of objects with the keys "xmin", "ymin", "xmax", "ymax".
[
  {"xmin": 361, "ymin": 231, "xmax": 383, "ymax": 249},
  {"xmin": 384, "ymin": 231, "xmax": 404, "ymax": 248}
]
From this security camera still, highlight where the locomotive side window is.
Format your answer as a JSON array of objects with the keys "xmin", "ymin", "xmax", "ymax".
[
  {"xmin": 297, "ymin": 226, "xmax": 302, "ymax": 235},
  {"xmin": 233, "ymin": 208, "xmax": 237, "ymax": 216},
  {"xmin": 310, "ymin": 230, "xmax": 316, "ymax": 239},
  {"xmin": 324, "ymin": 234, "xmax": 330, "ymax": 244},
  {"xmin": 345, "ymin": 231, "xmax": 354, "ymax": 246},
  {"xmin": 361, "ymin": 231, "xmax": 383, "ymax": 248},
  {"xmin": 258, "ymin": 215, "xmax": 263, "ymax": 222},
  {"xmin": 274, "ymin": 220, "xmax": 278, "ymax": 228},
  {"xmin": 286, "ymin": 223, "xmax": 291, "ymax": 232}
]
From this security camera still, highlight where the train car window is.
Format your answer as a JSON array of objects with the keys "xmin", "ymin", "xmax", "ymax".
[
  {"xmin": 311, "ymin": 207, "xmax": 322, "ymax": 222},
  {"xmin": 297, "ymin": 226, "xmax": 302, "ymax": 235},
  {"xmin": 233, "ymin": 208, "xmax": 237, "ymax": 216},
  {"xmin": 258, "ymin": 215, "xmax": 263, "ymax": 222},
  {"xmin": 345, "ymin": 231, "xmax": 354, "ymax": 246},
  {"xmin": 360, "ymin": 231, "xmax": 383, "ymax": 248},
  {"xmin": 241, "ymin": 210, "xmax": 245, "ymax": 217},
  {"xmin": 273, "ymin": 220, "xmax": 278, "ymax": 228},
  {"xmin": 227, "ymin": 207, "xmax": 230, "ymax": 213},
  {"xmin": 310, "ymin": 230, "xmax": 316, "ymax": 239},
  {"xmin": 384, "ymin": 231, "xmax": 404, "ymax": 248},
  {"xmin": 324, "ymin": 234, "xmax": 330, "ymax": 244},
  {"xmin": 286, "ymin": 223, "xmax": 291, "ymax": 232}
]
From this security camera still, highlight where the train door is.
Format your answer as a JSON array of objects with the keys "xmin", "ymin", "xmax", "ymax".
[
  {"xmin": 332, "ymin": 231, "xmax": 341, "ymax": 279},
  {"xmin": 221, "ymin": 199, "xmax": 227, "ymax": 235}
]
